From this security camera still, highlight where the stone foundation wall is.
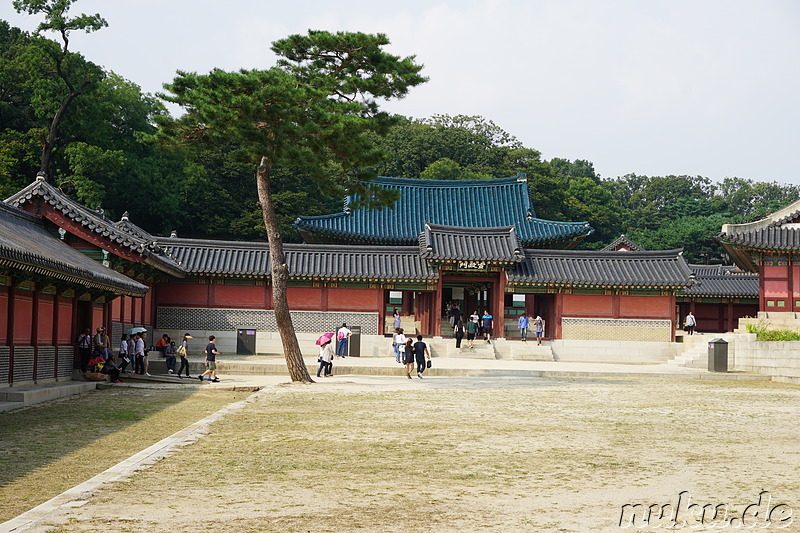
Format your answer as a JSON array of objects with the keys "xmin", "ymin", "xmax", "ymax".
[
  {"xmin": 0, "ymin": 345, "xmax": 75, "ymax": 386},
  {"xmin": 157, "ymin": 307, "xmax": 379, "ymax": 336},
  {"xmin": 732, "ymin": 336, "xmax": 800, "ymax": 385},
  {"xmin": 561, "ymin": 318, "xmax": 672, "ymax": 342}
]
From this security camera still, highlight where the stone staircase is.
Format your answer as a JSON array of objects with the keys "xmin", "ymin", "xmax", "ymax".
[
  {"xmin": 430, "ymin": 339, "xmax": 498, "ymax": 359},
  {"xmin": 493, "ymin": 339, "xmax": 555, "ymax": 361},
  {"xmin": 428, "ymin": 338, "xmax": 555, "ymax": 361},
  {"xmin": 667, "ymin": 334, "xmax": 714, "ymax": 369}
]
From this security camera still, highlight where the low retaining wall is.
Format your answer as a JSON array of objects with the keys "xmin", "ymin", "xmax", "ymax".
[{"xmin": 732, "ymin": 337, "xmax": 800, "ymax": 385}]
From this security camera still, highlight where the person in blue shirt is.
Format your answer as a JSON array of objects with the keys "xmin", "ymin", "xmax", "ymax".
[
  {"xmin": 518, "ymin": 313, "xmax": 530, "ymax": 342},
  {"xmin": 481, "ymin": 310, "xmax": 494, "ymax": 344}
]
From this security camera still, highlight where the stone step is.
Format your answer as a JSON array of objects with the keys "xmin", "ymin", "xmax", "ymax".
[
  {"xmin": 0, "ymin": 401, "xmax": 23, "ymax": 412},
  {"xmin": 0, "ymin": 381, "xmax": 98, "ymax": 409}
]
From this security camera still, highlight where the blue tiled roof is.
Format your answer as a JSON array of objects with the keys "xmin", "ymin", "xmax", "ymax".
[{"xmin": 294, "ymin": 176, "xmax": 593, "ymax": 246}]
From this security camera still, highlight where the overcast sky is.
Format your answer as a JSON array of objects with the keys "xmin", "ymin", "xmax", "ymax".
[{"xmin": 2, "ymin": 0, "xmax": 799, "ymax": 185}]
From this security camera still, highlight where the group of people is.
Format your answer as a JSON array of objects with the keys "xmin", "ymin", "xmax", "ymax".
[
  {"xmin": 451, "ymin": 310, "xmax": 495, "ymax": 349},
  {"xmin": 77, "ymin": 328, "xmax": 220, "ymax": 382},
  {"xmin": 316, "ymin": 323, "xmax": 353, "ymax": 377},
  {"xmin": 517, "ymin": 314, "xmax": 545, "ymax": 345}
]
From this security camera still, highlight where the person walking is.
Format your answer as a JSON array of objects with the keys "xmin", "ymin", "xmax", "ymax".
[
  {"xmin": 118, "ymin": 334, "xmax": 131, "ymax": 373},
  {"xmin": 518, "ymin": 313, "xmax": 530, "ymax": 342},
  {"xmin": 470, "ymin": 309, "xmax": 481, "ymax": 337},
  {"xmin": 685, "ymin": 312, "xmax": 697, "ymax": 335},
  {"xmin": 414, "ymin": 335, "xmax": 431, "ymax": 379},
  {"xmin": 336, "ymin": 323, "xmax": 352, "ymax": 358},
  {"xmin": 198, "ymin": 335, "xmax": 220, "ymax": 382},
  {"xmin": 454, "ymin": 319, "xmax": 465, "ymax": 351},
  {"xmin": 392, "ymin": 328, "xmax": 407, "ymax": 363},
  {"xmin": 533, "ymin": 315, "xmax": 545, "ymax": 346},
  {"xmin": 77, "ymin": 328, "xmax": 92, "ymax": 373},
  {"xmin": 465, "ymin": 317, "xmax": 478, "ymax": 349},
  {"xmin": 133, "ymin": 332, "xmax": 149, "ymax": 375},
  {"xmin": 317, "ymin": 339, "xmax": 335, "ymax": 377},
  {"xmin": 481, "ymin": 310, "xmax": 494, "ymax": 344},
  {"xmin": 392, "ymin": 309, "xmax": 401, "ymax": 330},
  {"xmin": 402, "ymin": 339, "xmax": 415, "ymax": 379},
  {"xmin": 140, "ymin": 332, "xmax": 151, "ymax": 375},
  {"xmin": 176, "ymin": 333, "xmax": 192, "ymax": 378}
]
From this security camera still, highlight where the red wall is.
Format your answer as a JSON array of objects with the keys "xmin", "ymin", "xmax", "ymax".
[
  {"xmin": 58, "ymin": 300, "xmax": 73, "ymax": 344},
  {"xmin": 38, "ymin": 295, "xmax": 54, "ymax": 344},
  {"xmin": 562, "ymin": 294, "xmax": 613, "ymax": 317},
  {"xmin": 111, "ymin": 297, "xmax": 122, "ymax": 321},
  {"xmin": 0, "ymin": 288, "xmax": 7, "ymax": 344},
  {"xmin": 562, "ymin": 293, "xmax": 672, "ymax": 319},
  {"xmin": 156, "ymin": 283, "xmax": 209, "ymax": 306},
  {"xmin": 287, "ymin": 287, "xmax": 323, "ymax": 309},
  {"xmin": 327, "ymin": 288, "xmax": 381, "ymax": 310},
  {"xmin": 215, "ymin": 285, "xmax": 268, "ymax": 307},
  {"xmin": 13, "ymin": 293, "xmax": 33, "ymax": 344},
  {"xmin": 619, "ymin": 295, "xmax": 671, "ymax": 318}
]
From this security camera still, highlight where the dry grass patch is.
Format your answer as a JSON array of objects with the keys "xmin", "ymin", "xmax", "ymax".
[
  {"xmin": 0, "ymin": 386, "xmax": 241, "ymax": 522},
  {"xmin": 38, "ymin": 378, "xmax": 800, "ymax": 532}
]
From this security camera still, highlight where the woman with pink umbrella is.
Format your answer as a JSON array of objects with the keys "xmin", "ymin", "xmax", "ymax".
[{"xmin": 316, "ymin": 333, "xmax": 335, "ymax": 377}]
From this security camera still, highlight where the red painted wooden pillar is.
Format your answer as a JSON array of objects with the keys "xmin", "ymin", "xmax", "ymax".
[
  {"xmin": 495, "ymin": 272, "xmax": 506, "ymax": 338},
  {"xmin": 7, "ymin": 284, "xmax": 15, "ymax": 384},
  {"xmin": 433, "ymin": 276, "xmax": 443, "ymax": 337},
  {"xmin": 71, "ymin": 295, "xmax": 79, "ymax": 369},
  {"xmin": 120, "ymin": 295, "xmax": 126, "ymax": 327},
  {"xmin": 53, "ymin": 293, "xmax": 60, "ymax": 379},
  {"xmin": 554, "ymin": 292, "xmax": 563, "ymax": 340},
  {"xmin": 32, "ymin": 285, "xmax": 39, "ymax": 382}
]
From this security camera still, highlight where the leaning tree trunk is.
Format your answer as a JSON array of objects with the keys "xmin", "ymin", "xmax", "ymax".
[{"xmin": 256, "ymin": 157, "xmax": 313, "ymax": 382}]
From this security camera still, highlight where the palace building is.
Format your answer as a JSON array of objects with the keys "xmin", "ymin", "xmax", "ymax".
[{"xmin": 0, "ymin": 173, "xmax": 768, "ymax": 386}]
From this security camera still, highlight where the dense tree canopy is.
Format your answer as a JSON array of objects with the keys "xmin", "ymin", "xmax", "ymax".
[{"xmin": 1, "ymin": 17, "xmax": 799, "ymax": 267}]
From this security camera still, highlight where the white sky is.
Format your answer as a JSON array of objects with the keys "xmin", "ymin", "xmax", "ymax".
[{"xmin": 2, "ymin": 0, "xmax": 799, "ymax": 185}]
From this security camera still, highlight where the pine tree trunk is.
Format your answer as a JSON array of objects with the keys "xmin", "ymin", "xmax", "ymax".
[
  {"xmin": 256, "ymin": 157, "xmax": 313, "ymax": 383},
  {"xmin": 38, "ymin": 89, "xmax": 80, "ymax": 179}
]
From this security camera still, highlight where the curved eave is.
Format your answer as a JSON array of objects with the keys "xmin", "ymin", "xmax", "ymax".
[
  {"xmin": 505, "ymin": 281, "xmax": 686, "ymax": 290},
  {"xmin": 0, "ymin": 257, "xmax": 147, "ymax": 296}
]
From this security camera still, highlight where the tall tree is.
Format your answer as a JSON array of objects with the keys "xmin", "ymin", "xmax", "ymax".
[
  {"xmin": 12, "ymin": 0, "xmax": 107, "ymax": 179},
  {"xmin": 157, "ymin": 30, "xmax": 426, "ymax": 382}
]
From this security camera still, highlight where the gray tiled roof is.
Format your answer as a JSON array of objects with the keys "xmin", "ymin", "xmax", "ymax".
[
  {"xmin": 507, "ymin": 249, "xmax": 693, "ymax": 289},
  {"xmin": 6, "ymin": 177, "xmax": 184, "ymax": 277},
  {"xmin": 419, "ymin": 224, "xmax": 525, "ymax": 263},
  {"xmin": 719, "ymin": 227, "xmax": 800, "ymax": 251},
  {"xmin": 159, "ymin": 238, "xmax": 436, "ymax": 281},
  {"xmin": 719, "ymin": 199, "xmax": 800, "ymax": 252},
  {"xmin": 0, "ymin": 202, "xmax": 148, "ymax": 295},
  {"xmin": 683, "ymin": 264, "xmax": 759, "ymax": 298}
]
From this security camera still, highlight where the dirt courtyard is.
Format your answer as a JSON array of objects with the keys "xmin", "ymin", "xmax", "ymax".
[{"xmin": 39, "ymin": 375, "xmax": 800, "ymax": 532}]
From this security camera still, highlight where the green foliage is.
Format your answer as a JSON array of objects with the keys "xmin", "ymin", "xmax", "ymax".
[
  {"xmin": 157, "ymin": 30, "xmax": 426, "ymax": 216},
  {"xmin": 745, "ymin": 324, "xmax": 800, "ymax": 341}
]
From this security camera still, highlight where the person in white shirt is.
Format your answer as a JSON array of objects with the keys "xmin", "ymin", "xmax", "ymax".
[
  {"xmin": 392, "ymin": 328, "xmax": 407, "ymax": 363},
  {"xmin": 336, "ymin": 323, "xmax": 352, "ymax": 357}
]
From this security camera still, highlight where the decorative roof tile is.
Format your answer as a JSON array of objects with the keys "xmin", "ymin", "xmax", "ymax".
[
  {"xmin": 0, "ymin": 202, "xmax": 148, "ymax": 296},
  {"xmin": 6, "ymin": 177, "xmax": 184, "ymax": 277},
  {"xmin": 294, "ymin": 176, "xmax": 593, "ymax": 246},
  {"xmin": 419, "ymin": 224, "xmax": 525, "ymax": 263},
  {"xmin": 602, "ymin": 234, "xmax": 644, "ymax": 251},
  {"xmin": 507, "ymin": 249, "xmax": 692, "ymax": 289}
]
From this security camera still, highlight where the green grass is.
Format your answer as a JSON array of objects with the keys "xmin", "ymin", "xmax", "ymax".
[
  {"xmin": 0, "ymin": 387, "xmax": 240, "ymax": 523},
  {"xmin": 745, "ymin": 323, "xmax": 800, "ymax": 341}
]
